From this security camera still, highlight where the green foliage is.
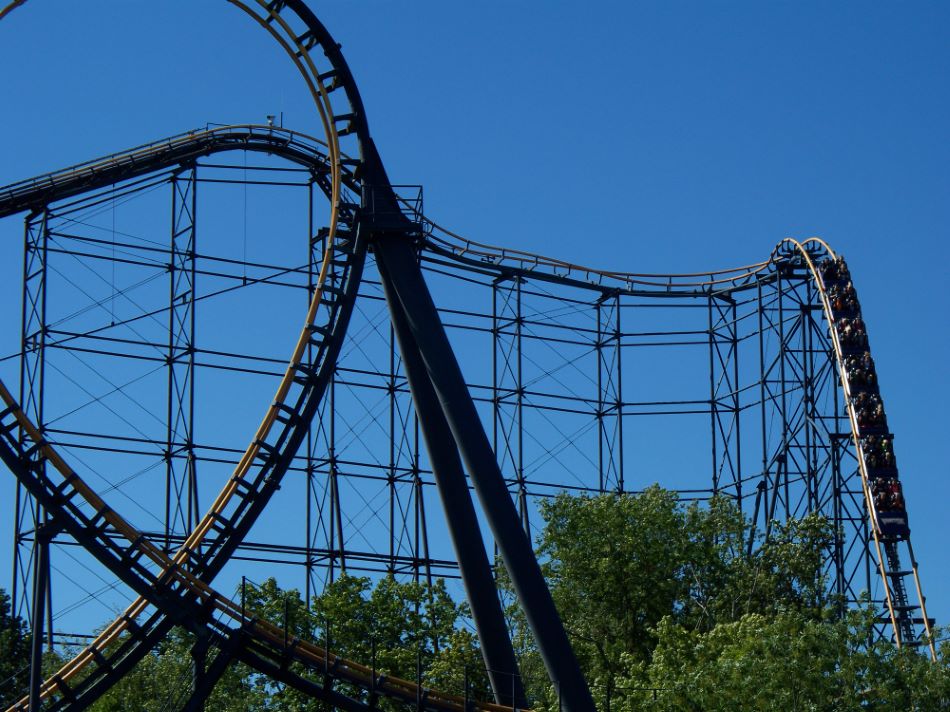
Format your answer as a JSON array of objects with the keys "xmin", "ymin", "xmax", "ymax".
[
  {"xmin": 37, "ymin": 488, "xmax": 950, "ymax": 710},
  {"xmin": 0, "ymin": 588, "xmax": 31, "ymax": 708},
  {"xmin": 506, "ymin": 487, "xmax": 948, "ymax": 711},
  {"xmin": 507, "ymin": 486, "xmax": 834, "ymax": 705},
  {"xmin": 85, "ymin": 574, "xmax": 486, "ymax": 711},
  {"xmin": 84, "ymin": 625, "xmax": 260, "ymax": 712},
  {"xmin": 614, "ymin": 609, "xmax": 950, "ymax": 711}
]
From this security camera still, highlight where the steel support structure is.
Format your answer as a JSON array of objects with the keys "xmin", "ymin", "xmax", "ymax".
[
  {"xmin": 596, "ymin": 290, "xmax": 624, "ymax": 493},
  {"xmin": 708, "ymin": 290, "xmax": 740, "ymax": 501},
  {"xmin": 492, "ymin": 274, "xmax": 530, "ymax": 530},
  {"xmin": 165, "ymin": 165, "xmax": 199, "ymax": 550},
  {"xmin": 752, "ymin": 260, "xmax": 876, "ymax": 617},
  {"xmin": 2, "ymin": 132, "xmax": 936, "ymax": 709},
  {"xmin": 8, "ymin": 172, "xmax": 919, "ymax": 649},
  {"xmin": 14, "ymin": 209, "xmax": 53, "ymax": 649}
]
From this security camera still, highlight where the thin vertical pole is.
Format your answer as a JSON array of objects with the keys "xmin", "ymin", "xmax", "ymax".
[
  {"xmin": 27, "ymin": 525, "xmax": 49, "ymax": 712},
  {"xmin": 463, "ymin": 665, "xmax": 469, "ymax": 711},
  {"xmin": 707, "ymin": 291, "xmax": 718, "ymax": 494},
  {"xmin": 756, "ymin": 279, "xmax": 769, "ymax": 537},
  {"xmin": 596, "ymin": 299, "xmax": 605, "ymax": 493},
  {"xmin": 187, "ymin": 168, "xmax": 198, "ymax": 530},
  {"xmin": 18, "ymin": 210, "xmax": 49, "ymax": 624},
  {"xmin": 732, "ymin": 299, "xmax": 742, "ymax": 508},
  {"xmin": 776, "ymin": 269, "xmax": 790, "ymax": 519},
  {"xmin": 615, "ymin": 294, "xmax": 624, "ymax": 493},
  {"xmin": 389, "ymin": 320, "xmax": 397, "ymax": 574},
  {"xmin": 516, "ymin": 278, "xmax": 527, "ymax": 532},
  {"xmin": 305, "ymin": 179, "xmax": 315, "ymax": 605}
]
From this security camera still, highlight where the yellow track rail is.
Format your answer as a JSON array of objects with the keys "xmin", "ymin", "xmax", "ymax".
[
  {"xmin": 0, "ymin": 380, "xmax": 520, "ymax": 712},
  {"xmin": 782, "ymin": 237, "xmax": 935, "ymax": 661},
  {"xmin": 0, "ymin": 2, "xmax": 936, "ymax": 707},
  {"xmin": 0, "ymin": 0, "xmax": 360, "ymax": 706}
]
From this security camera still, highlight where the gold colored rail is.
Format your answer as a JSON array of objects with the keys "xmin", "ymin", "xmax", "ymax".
[
  {"xmin": 0, "ymin": 0, "xmax": 363, "ymax": 706},
  {"xmin": 0, "ymin": 380, "xmax": 522, "ymax": 712},
  {"xmin": 781, "ymin": 237, "xmax": 935, "ymax": 661}
]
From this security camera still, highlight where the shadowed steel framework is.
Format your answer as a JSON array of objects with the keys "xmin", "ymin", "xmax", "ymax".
[{"xmin": 0, "ymin": 1, "xmax": 935, "ymax": 710}]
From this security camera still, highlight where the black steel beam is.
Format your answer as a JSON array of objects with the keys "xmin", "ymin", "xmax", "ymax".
[
  {"xmin": 379, "ymin": 255, "xmax": 526, "ymax": 709},
  {"xmin": 373, "ymin": 236, "xmax": 595, "ymax": 712}
]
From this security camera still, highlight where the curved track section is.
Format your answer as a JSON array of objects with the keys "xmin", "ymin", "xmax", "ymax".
[
  {"xmin": 423, "ymin": 221, "xmax": 773, "ymax": 295},
  {"xmin": 0, "ymin": 0, "xmax": 400, "ymax": 706},
  {"xmin": 0, "ymin": 2, "xmax": 936, "ymax": 709},
  {"xmin": 0, "ymin": 383, "xmax": 513, "ymax": 712},
  {"xmin": 781, "ymin": 239, "xmax": 935, "ymax": 658},
  {"xmin": 0, "ymin": 125, "xmax": 358, "ymax": 219},
  {"xmin": 0, "ymin": 124, "xmax": 370, "ymax": 709},
  {"xmin": 420, "ymin": 229, "xmax": 936, "ymax": 656}
]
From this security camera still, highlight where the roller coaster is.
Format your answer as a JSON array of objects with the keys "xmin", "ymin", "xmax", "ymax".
[{"xmin": 0, "ymin": 2, "xmax": 937, "ymax": 710}]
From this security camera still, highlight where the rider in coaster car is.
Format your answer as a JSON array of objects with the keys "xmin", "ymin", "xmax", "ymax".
[
  {"xmin": 828, "ymin": 281, "xmax": 859, "ymax": 314},
  {"xmin": 871, "ymin": 477, "xmax": 905, "ymax": 512},
  {"xmin": 855, "ymin": 393, "xmax": 885, "ymax": 429},
  {"xmin": 821, "ymin": 258, "xmax": 838, "ymax": 283},
  {"xmin": 862, "ymin": 435, "xmax": 896, "ymax": 469},
  {"xmin": 845, "ymin": 353, "xmax": 875, "ymax": 386},
  {"xmin": 820, "ymin": 256, "xmax": 850, "ymax": 284},
  {"xmin": 837, "ymin": 317, "xmax": 868, "ymax": 348}
]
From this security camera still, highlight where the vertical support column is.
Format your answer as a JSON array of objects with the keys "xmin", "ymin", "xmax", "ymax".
[
  {"xmin": 595, "ymin": 291, "xmax": 623, "ymax": 493},
  {"xmin": 189, "ymin": 634, "xmax": 209, "ymax": 712},
  {"xmin": 307, "ymin": 221, "xmax": 346, "ymax": 588},
  {"xmin": 305, "ymin": 180, "xmax": 315, "ymax": 604},
  {"xmin": 409, "ymin": 391, "xmax": 430, "ymax": 586},
  {"xmin": 165, "ymin": 165, "xmax": 198, "ymax": 552},
  {"xmin": 830, "ymin": 432, "xmax": 845, "ymax": 610},
  {"xmin": 387, "ymin": 247, "xmax": 429, "ymax": 579},
  {"xmin": 27, "ymin": 524, "xmax": 51, "ymax": 712},
  {"xmin": 492, "ymin": 274, "xmax": 529, "ymax": 530},
  {"xmin": 755, "ymin": 277, "xmax": 770, "ymax": 537},
  {"xmin": 388, "ymin": 323, "xmax": 397, "ymax": 574},
  {"xmin": 732, "ymin": 297, "xmax": 741, "ymax": 507},
  {"xmin": 708, "ymin": 292, "xmax": 741, "ymax": 502},
  {"xmin": 14, "ymin": 210, "xmax": 49, "ymax": 627},
  {"xmin": 775, "ymin": 267, "xmax": 791, "ymax": 522},
  {"xmin": 328, "ymin": 380, "xmax": 345, "ymax": 581},
  {"xmin": 802, "ymin": 285, "xmax": 818, "ymax": 514}
]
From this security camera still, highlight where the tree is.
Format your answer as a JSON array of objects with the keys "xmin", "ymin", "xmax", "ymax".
[
  {"xmin": 504, "ymin": 487, "xmax": 832, "ymax": 706},
  {"xmin": 85, "ymin": 574, "xmax": 487, "ymax": 711},
  {"xmin": 502, "ymin": 486, "xmax": 948, "ymax": 711},
  {"xmin": 616, "ymin": 608, "xmax": 950, "ymax": 711},
  {"xmin": 0, "ymin": 588, "xmax": 31, "ymax": 708},
  {"xmin": 39, "ymin": 487, "xmax": 950, "ymax": 710},
  {"xmin": 306, "ymin": 574, "xmax": 489, "ymax": 708}
]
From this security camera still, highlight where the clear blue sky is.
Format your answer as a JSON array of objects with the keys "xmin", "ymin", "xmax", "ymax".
[{"xmin": 0, "ymin": 1, "xmax": 947, "ymax": 640}]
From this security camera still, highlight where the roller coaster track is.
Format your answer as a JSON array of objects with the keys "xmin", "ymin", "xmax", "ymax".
[
  {"xmin": 0, "ymin": 1, "xmax": 546, "ymax": 710},
  {"xmin": 0, "ymin": 129, "xmax": 936, "ymax": 712},
  {"xmin": 0, "ymin": 1, "xmax": 936, "ymax": 710},
  {"xmin": 0, "ymin": 380, "xmax": 516, "ymax": 712},
  {"xmin": 786, "ymin": 238, "xmax": 935, "ymax": 659}
]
